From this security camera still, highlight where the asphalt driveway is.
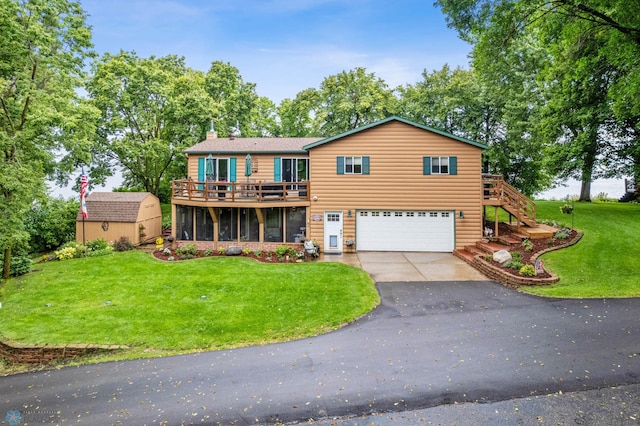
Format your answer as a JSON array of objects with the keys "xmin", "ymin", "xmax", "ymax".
[{"xmin": 1, "ymin": 280, "xmax": 639, "ymax": 425}]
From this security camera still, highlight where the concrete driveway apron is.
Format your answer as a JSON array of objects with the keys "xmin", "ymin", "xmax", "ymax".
[{"xmin": 351, "ymin": 252, "xmax": 488, "ymax": 282}]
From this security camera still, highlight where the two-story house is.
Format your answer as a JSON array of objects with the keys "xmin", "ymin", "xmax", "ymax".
[{"xmin": 171, "ymin": 116, "xmax": 491, "ymax": 254}]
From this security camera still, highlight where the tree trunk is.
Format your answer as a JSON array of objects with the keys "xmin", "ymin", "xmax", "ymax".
[
  {"xmin": 3, "ymin": 246, "xmax": 11, "ymax": 280},
  {"xmin": 579, "ymin": 178, "xmax": 592, "ymax": 202}
]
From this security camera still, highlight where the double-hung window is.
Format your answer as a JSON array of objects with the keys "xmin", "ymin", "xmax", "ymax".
[
  {"xmin": 337, "ymin": 156, "xmax": 370, "ymax": 175},
  {"xmin": 423, "ymin": 156, "xmax": 457, "ymax": 175}
]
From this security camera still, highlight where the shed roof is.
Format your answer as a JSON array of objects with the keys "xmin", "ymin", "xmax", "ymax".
[
  {"xmin": 185, "ymin": 136, "xmax": 322, "ymax": 155},
  {"xmin": 76, "ymin": 192, "xmax": 156, "ymax": 222}
]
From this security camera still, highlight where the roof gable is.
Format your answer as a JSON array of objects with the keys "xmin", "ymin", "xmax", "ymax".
[{"xmin": 303, "ymin": 116, "xmax": 488, "ymax": 150}]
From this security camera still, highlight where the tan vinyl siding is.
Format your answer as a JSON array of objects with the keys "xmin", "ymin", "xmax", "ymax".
[{"xmin": 308, "ymin": 121, "xmax": 483, "ymax": 250}]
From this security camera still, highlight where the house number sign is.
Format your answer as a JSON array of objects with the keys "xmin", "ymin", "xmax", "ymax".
[{"xmin": 312, "ymin": 214, "xmax": 322, "ymax": 221}]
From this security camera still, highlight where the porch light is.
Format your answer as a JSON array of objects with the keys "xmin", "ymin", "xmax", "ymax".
[
  {"xmin": 459, "ymin": 211, "xmax": 464, "ymax": 219},
  {"xmin": 347, "ymin": 210, "xmax": 352, "ymax": 217}
]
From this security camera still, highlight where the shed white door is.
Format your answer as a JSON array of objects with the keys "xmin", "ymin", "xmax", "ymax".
[{"xmin": 356, "ymin": 210, "xmax": 455, "ymax": 252}]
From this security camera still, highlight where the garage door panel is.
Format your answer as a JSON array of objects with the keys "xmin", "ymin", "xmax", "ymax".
[{"xmin": 356, "ymin": 210, "xmax": 454, "ymax": 252}]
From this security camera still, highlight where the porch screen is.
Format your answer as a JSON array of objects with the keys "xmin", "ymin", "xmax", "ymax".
[
  {"xmin": 195, "ymin": 207, "xmax": 213, "ymax": 241},
  {"xmin": 176, "ymin": 205, "xmax": 193, "ymax": 240}
]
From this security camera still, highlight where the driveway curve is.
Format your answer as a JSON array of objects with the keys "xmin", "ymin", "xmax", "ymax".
[{"xmin": 1, "ymin": 280, "xmax": 639, "ymax": 425}]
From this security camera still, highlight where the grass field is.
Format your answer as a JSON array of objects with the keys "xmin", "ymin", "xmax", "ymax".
[
  {"xmin": 523, "ymin": 201, "xmax": 640, "ymax": 298},
  {"xmin": 0, "ymin": 251, "xmax": 378, "ymax": 358}
]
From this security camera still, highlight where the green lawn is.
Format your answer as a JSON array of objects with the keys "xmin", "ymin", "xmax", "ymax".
[
  {"xmin": 522, "ymin": 201, "xmax": 640, "ymax": 298},
  {"xmin": 0, "ymin": 251, "xmax": 378, "ymax": 356}
]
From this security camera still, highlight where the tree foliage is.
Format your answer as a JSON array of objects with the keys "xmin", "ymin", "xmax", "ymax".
[
  {"xmin": 87, "ymin": 52, "xmax": 212, "ymax": 199},
  {"xmin": 436, "ymin": 0, "xmax": 640, "ymax": 199},
  {"xmin": 24, "ymin": 196, "xmax": 79, "ymax": 253},
  {"xmin": 0, "ymin": 0, "xmax": 95, "ymax": 278}
]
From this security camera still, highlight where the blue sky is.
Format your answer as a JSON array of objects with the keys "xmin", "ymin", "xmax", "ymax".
[{"xmin": 79, "ymin": 0, "xmax": 472, "ymax": 103}]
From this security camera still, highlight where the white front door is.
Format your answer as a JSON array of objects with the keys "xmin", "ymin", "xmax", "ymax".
[{"xmin": 324, "ymin": 211, "xmax": 343, "ymax": 253}]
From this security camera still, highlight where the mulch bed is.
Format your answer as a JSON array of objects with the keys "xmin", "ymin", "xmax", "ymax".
[
  {"xmin": 484, "ymin": 222, "xmax": 579, "ymax": 279},
  {"xmin": 151, "ymin": 247, "xmax": 306, "ymax": 263}
]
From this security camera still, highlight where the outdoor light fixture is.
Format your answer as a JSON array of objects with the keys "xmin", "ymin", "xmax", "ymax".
[
  {"xmin": 347, "ymin": 210, "xmax": 352, "ymax": 217},
  {"xmin": 459, "ymin": 211, "xmax": 465, "ymax": 219}
]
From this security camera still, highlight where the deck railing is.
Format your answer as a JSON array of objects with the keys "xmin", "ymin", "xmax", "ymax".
[
  {"xmin": 171, "ymin": 179, "xmax": 310, "ymax": 202},
  {"xmin": 483, "ymin": 174, "xmax": 536, "ymax": 226}
]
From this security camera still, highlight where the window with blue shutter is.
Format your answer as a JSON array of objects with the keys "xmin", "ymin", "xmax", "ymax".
[
  {"xmin": 197, "ymin": 157, "xmax": 205, "ymax": 189},
  {"xmin": 423, "ymin": 156, "xmax": 456, "ymax": 175},
  {"xmin": 336, "ymin": 156, "xmax": 344, "ymax": 175},
  {"xmin": 423, "ymin": 157, "xmax": 431, "ymax": 175},
  {"xmin": 229, "ymin": 157, "xmax": 237, "ymax": 182},
  {"xmin": 274, "ymin": 157, "xmax": 281, "ymax": 181}
]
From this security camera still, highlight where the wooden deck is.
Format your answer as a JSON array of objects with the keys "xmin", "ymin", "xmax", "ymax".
[{"xmin": 171, "ymin": 179, "xmax": 310, "ymax": 205}]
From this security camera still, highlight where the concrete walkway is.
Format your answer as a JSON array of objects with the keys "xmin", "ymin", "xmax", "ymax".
[{"xmin": 317, "ymin": 251, "xmax": 488, "ymax": 282}]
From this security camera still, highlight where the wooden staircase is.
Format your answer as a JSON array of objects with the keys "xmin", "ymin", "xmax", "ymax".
[{"xmin": 483, "ymin": 175, "xmax": 537, "ymax": 232}]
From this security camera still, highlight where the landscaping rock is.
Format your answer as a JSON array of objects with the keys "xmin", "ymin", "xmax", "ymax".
[
  {"xmin": 493, "ymin": 249, "xmax": 512, "ymax": 264},
  {"xmin": 225, "ymin": 246, "xmax": 242, "ymax": 256}
]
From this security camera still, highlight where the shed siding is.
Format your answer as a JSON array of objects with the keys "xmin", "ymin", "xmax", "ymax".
[{"xmin": 307, "ymin": 121, "xmax": 483, "ymax": 250}]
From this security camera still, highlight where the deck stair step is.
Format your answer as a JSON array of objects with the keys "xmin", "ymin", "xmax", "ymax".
[
  {"xmin": 476, "ymin": 241, "xmax": 510, "ymax": 254},
  {"xmin": 453, "ymin": 249, "xmax": 475, "ymax": 264},
  {"xmin": 497, "ymin": 235, "xmax": 521, "ymax": 247},
  {"xmin": 464, "ymin": 245, "xmax": 486, "ymax": 256}
]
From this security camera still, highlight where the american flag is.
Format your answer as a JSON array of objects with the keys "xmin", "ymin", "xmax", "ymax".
[{"xmin": 80, "ymin": 169, "xmax": 88, "ymax": 219}]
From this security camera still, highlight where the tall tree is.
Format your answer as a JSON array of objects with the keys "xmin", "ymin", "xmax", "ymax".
[
  {"xmin": 436, "ymin": 0, "xmax": 640, "ymax": 197},
  {"xmin": 87, "ymin": 52, "xmax": 211, "ymax": 199},
  {"xmin": 0, "ymin": 0, "xmax": 95, "ymax": 279},
  {"xmin": 317, "ymin": 68, "xmax": 397, "ymax": 136},
  {"xmin": 204, "ymin": 61, "xmax": 276, "ymax": 137},
  {"xmin": 277, "ymin": 88, "xmax": 322, "ymax": 137}
]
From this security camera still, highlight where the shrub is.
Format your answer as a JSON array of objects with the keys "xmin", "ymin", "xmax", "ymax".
[
  {"xmin": 203, "ymin": 249, "xmax": 214, "ymax": 256},
  {"xmin": 176, "ymin": 244, "xmax": 198, "ymax": 257},
  {"xmin": 253, "ymin": 250, "xmax": 262, "ymax": 257},
  {"xmin": 87, "ymin": 238, "xmax": 110, "ymax": 251},
  {"xmin": 85, "ymin": 246, "xmax": 114, "ymax": 257},
  {"xmin": 242, "ymin": 248, "xmax": 251, "ymax": 255},
  {"xmin": 504, "ymin": 260, "xmax": 524, "ymax": 270},
  {"xmin": 519, "ymin": 264, "xmax": 536, "ymax": 277},
  {"xmin": 113, "ymin": 236, "xmax": 134, "ymax": 252},
  {"xmin": 554, "ymin": 229, "xmax": 570, "ymax": 240},
  {"xmin": 274, "ymin": 245, "xmax": 290, "ymax": 258},
  {"xmin": 547, "ymin": 238, "xmax": 556, "ymax": 245},
  {"xmin": 521, "ymin": 239, "xmax": 533, "ymax": 252},
  {"xmin": 511, "ymin": 251, "xmax": 522, "ymax": 262},
  {"xmin": 162, "ymin": 248, "xmax": 171, "ymax": 255},
  {"xmin": 218, "ymin": 247, "xmax": 226, "ymax": 255},
  {"xmin": 10, "ymin": 255, "xmax": 32, "ymax": 277},
  {"xmin": 55, "ymin": 246, "xmax": 77, "ymax": 260}
]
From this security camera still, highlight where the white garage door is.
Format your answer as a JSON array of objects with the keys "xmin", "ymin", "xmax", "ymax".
[{"xmin": 356, "ymin": 210, "xmax": 455, "ymax": 252}]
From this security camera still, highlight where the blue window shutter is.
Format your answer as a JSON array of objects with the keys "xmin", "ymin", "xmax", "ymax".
[
  {"xmin": 423, "ymin": 157, "xmax": 431, "ymax": 175},
  {"xmin": 198, "ymin": 157, "xmax": 205, "ymax": 181},
  {"xmin": 337, "ymin": 156, "xmax": 344, "ymax": 175},
  {"xmin": 449, "ymin": 156, "xmax": 457, "ymax": 175},
  {"xmin": 230, "ymin": 157, "xmax": 237, "ymax": 182},
  {"xmin": 362, "ymin": 156, "xmax": 370, "ymax": 174},
  {"xmin": 197, "ymin": 157, "xmax": 205, "ymax": 189},
  {"xmin": 274, "ymin": 157, "xmax": 281, "ymax": 181}
]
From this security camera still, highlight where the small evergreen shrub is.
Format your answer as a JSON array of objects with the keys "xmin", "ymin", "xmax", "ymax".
[{"xmin": 519, "ymin": 264, "xmax": 536, "ymax": 277}]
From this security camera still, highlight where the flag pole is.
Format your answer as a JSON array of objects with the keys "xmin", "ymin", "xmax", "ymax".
[{"xmin": 80, "ymin": 167, "xmax": 89, "ymax": 245}]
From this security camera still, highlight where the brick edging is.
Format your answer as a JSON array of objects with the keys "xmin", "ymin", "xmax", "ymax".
[
  {"xmin": 0, "ymin": 338, "xmax": 128, "ymax": 365},
  {"xmin": 468, "ymin": 230, "xmax": 584, "ymax": 289}
]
